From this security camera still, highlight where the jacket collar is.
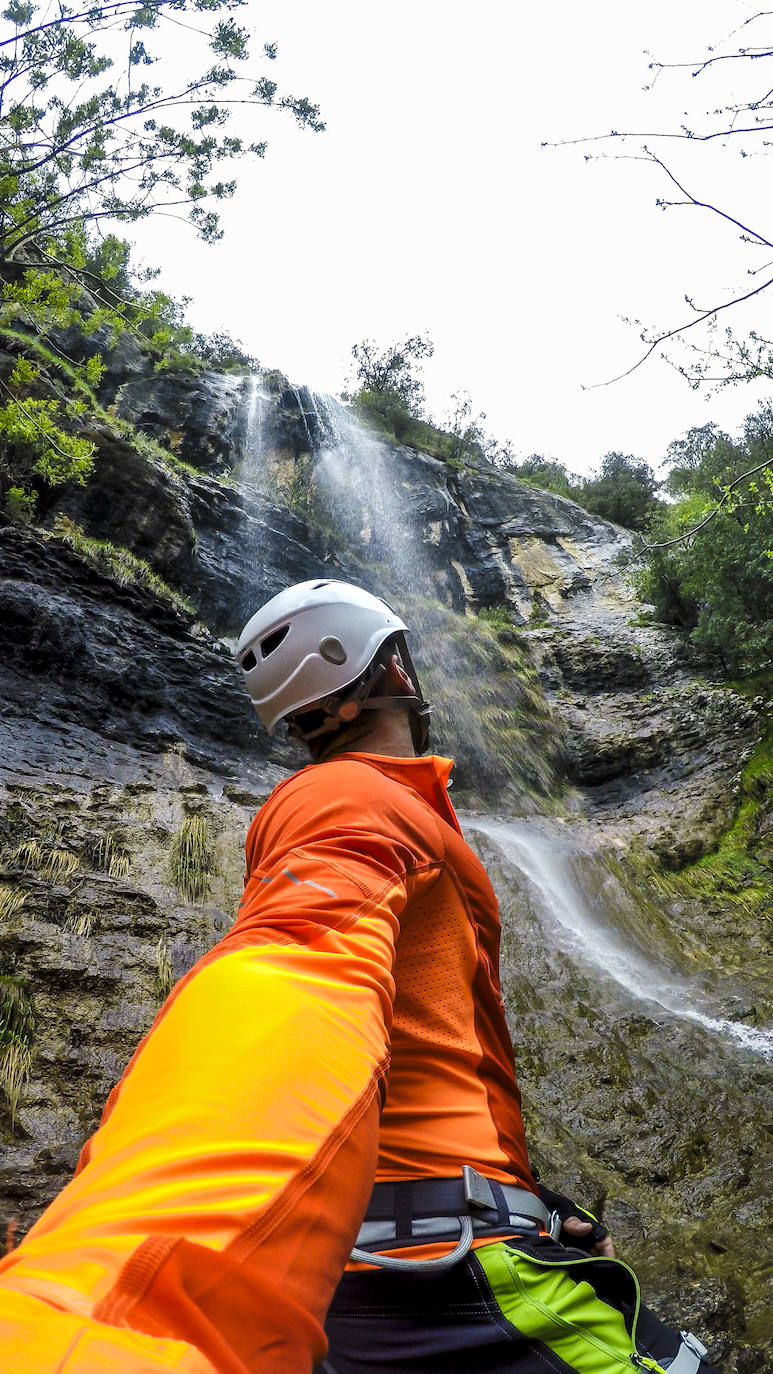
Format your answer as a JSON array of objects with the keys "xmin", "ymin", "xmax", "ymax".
[{"xmin": 332, "ymin": 752, "xmax": 461, "ymax": 834}]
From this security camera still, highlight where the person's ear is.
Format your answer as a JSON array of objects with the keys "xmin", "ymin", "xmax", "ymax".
[{"xmin": 384, "ymin": 653, "xmax": 415, "ymax": 696}]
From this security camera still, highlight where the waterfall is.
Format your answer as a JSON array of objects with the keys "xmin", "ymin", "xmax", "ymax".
[
  {"xmin": 312, "ymin": 394, "xmax": 434, "ymax": 597},
  {"xmin": 238, "ymin": 374, "xmax": 270, "ymax": 487},
  {"xmin": 467, "ymin": 816, "xmax": 773, "ymax": 1059}
]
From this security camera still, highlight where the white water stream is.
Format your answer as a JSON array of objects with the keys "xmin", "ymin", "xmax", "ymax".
[
  {"xmin": 468, "ymin": 817, "xmax": 773, "ymax": 1060},
  {"xmin": 238, "ymin": 374, "xmax": 271, "ymax": 486}
]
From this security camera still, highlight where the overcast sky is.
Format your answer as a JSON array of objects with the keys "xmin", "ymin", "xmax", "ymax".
[{"xmin": 128, "ymin": 0, "xmax": 773, "ymax": 475}]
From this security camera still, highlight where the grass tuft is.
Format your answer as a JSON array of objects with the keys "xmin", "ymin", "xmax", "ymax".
[
  {"xmin": 0, "ymin": 887, "xmax": 26, "ymax": 921},
  {"xmin": 42, "ymin": 848, "xmax": 80, "ymax": 883},
  {"xmin": 155, "ymin": 937, "xmax": 174, "ymax": 1000},
  {"xmin": 0, "ymin": 974, "xmax": 35, "ymax": 1125},
  {"xmin": 51, "ymin": 518, "xmax": 195, "ymax": 617},
  {"xmin": 7, "ymin": 838, "xmax": 42, "ymax": 872},
  {"xmin": 93, "ymin": 833, "xmax": 131, "ymax": 879},
  {"xmin": 170, "ymin": 815, "xmax": 218, "ymax": 903},
  {"xmin": 64, "ymin": 905, "xmax": 99, "ymax": 937}
]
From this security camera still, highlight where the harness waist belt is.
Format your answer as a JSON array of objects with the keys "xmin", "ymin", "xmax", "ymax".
[
  {"xmin": 352, "ymin": 1169, "xmax": 552, "ymax": 1268},
  {"xmin": 361, "ymin": 1169, "xmax": 548, "ymax": 1234}
]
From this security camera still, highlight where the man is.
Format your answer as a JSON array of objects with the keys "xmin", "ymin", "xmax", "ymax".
[{"xmin": 0, "ymin": 579, "xmax": 716, "ymax": 1373}]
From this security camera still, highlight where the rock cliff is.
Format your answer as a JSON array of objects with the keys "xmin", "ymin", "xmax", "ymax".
[{"xmin": 0, "ymin": 358, "xmax": 770, "ymax": 1369}]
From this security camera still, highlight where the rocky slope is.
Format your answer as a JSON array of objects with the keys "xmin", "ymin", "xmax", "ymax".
[{"xmin": 0, "ymin": 357, "xmax": 770, "ymax": 1369}]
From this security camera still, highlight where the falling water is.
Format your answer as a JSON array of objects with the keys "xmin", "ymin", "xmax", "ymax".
[
  {"xmin": 467, "ymin": 816, "xmax": 773, "ymax": 1059},
  {"xmin": 312, "ymin": 395, "xmax": 435, "ymax": 596},
  {"xmin": 237, "ymin": 374, "xmax": 271, "ymax": 487}
]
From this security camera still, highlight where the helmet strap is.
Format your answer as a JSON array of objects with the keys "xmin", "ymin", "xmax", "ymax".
[{"xmin": 287, "ymin": 659, "xmax": 432, "ymax": 754}]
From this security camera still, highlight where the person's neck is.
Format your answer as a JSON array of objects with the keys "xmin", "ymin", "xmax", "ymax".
[{"xmin": 326, "ymin": 709, "xmax": 417, "ymax": 761}]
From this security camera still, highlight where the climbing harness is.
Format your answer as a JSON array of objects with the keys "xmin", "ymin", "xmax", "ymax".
[
  {"xmin": 350, "ymin": 1166, "xmax": 558, "ymax": 1272},
  {"xmin": 659, "ymin": 1331, "xmax": 709, "ymax": 1374}
]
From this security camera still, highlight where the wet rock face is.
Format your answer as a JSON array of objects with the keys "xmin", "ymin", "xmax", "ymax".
[
  {"xmin": 0, "ymin": 526, "xmax": 262, "ymax": 769},
  {"xmin": 48, "ymin": 431, "xmax": 197, "ymax": 584},
  {"xmin": 0, "ymin": 768, "xmax": 280, "ymax": 1233},
  {"xmin": 115, "ymin": 370, "xmax": 244, "ymax": 474}
]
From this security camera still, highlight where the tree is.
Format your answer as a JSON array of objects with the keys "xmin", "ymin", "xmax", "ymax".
[
  {"xmin": 442, "ymin": 390, "xmax": 486, "ymax": 465},
  {"xmin": 0, "ymin": 0, "xmax": 321, "ymax": 519},
  {"xmin": 635, "ymin": 409, "xmax": 773, "ymax": 674},
  {"xmin": 346, "ymin": 334, "xmax": 433, "ymax": 441},
  {"xmin": 579, "ymin": 451, "xmax": 659, "ymax": 531},
  {"xmin": 0, "ymin": 0, "xmax": 323, "ymax": 259},
  {"xmin": 502, "ymin": 454, "xmax": 581, "ymax": 503}
]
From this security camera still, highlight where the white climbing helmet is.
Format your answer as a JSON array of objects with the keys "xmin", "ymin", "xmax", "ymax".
[{"xmin": 236, "ymin": 579, "xmax": 429, "ymax": 745}]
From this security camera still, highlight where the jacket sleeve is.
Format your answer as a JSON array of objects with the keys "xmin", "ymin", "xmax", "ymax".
[
  {"xmin": 0, "ymin": 763, "xmax": 444, "ymax": 1374},
  {"xmin": 235, "ymin": 760, "xmax": 443, "ymax": 1028}
]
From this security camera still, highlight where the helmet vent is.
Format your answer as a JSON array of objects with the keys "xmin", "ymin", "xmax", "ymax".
[
  {"xmin": 241, "ymin": 649, "xmax": 257, "ymax": 671},
  {"xmin": 260, "ymin": 625, "xmax": 290, "ymax": 658}
]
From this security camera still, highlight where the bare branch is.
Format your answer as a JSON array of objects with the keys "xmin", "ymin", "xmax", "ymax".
[
  {"xmin": 646, "ymin": 150, "xmax": 773, "ymax": 247},
  {"xmin": 544, "ymin": 122, "xmax": 773, "ymax": 151},
  {"xmin": 592, "ymin": 274, "xmax": 773, "ymax": 386}
]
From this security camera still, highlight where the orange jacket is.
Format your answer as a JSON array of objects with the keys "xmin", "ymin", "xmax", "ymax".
[
  {"xmin": 0, "ymin": 753, "xmax": 534, "ymax": 1374},
  {"xmin": 238, "ymin": 752, "xmax": 533, "ymax": 1189}
]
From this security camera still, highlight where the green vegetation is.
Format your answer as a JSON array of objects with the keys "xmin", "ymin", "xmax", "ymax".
[
  {"xmin": 91, "ymin": 832, "xmax": 131, "ymax": 880},
  {"xmin": 665, "ymin": 717, "xmax": 772, "ymax": 919},
  {"xmin": 344, "ymin": 338, "xmax": 494, "ymax": 469},
  {"xmin": 478, "ymin": 604, "xmax": 513, "ymax": 628},
  {"xmin": 0, "ymin": 885, "xmax": 25, "ymax": 921},
  {"xmin": 0, "ymin": 972, "xmax": 35, "ymax": 1125},
  {"xmin": 170, "ymin": 815, "xmax": 219, "ymax": 903},
  {"xmin": 634, "ymin": 413, "xmax": 773, "ymax": 676},
  {"xmin": 497, "ymin": 411, "xmax": 771, "ymax": 676},
  {"xmin": 1, "ymin": 0, "xmax": 322, "ymax": 259},
  {"xmin": 505, "ymin": 452, "xmax": 660, "ymax": 531},
  {"xmin": 52, "ymin": 517, "xmax": 194, "ymax": 616},
  {"xmin": 407, "ymin": 598, "xmax": 562, "ymax": 802},
  {"xmin": 1, "ymin": 0, "xmax": 322, "ymax": 518},
  {"xmin": 345, "ymin": 335, "xmax": 435, "ymax": 442},
  {"xmin": 155, "ymin": 937, "xmax": 174, "ymax": 999}
]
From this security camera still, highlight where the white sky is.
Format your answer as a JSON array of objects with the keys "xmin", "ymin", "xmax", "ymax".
[{"xmin": 127, "ymin": 0, "xmax": 773, "ymax": 475}]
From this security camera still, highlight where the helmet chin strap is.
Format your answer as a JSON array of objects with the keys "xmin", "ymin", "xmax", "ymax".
[{"xmin": 287, "ymin": 661, "xmax": 432, "ymax": 752}]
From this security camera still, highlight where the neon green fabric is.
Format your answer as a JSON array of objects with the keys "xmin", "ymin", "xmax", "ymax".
[{"xmin": 475, "ymin": 1241, "xmax": 670, "ymax": 1374}]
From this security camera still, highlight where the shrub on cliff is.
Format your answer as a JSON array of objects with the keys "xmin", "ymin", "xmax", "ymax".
[
  {"xmin": 635, "ymin": 411, "xmax": 773, "ymax": 675},
  {"xmin": 345, "ymin": 335, "xmax": 434, "ymax": 443},
  {"xmin": 579, "ymin": 452, "xmax": 660, "ymax": 531}
]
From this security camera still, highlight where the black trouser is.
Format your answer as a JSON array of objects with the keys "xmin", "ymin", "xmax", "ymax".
[{"xmin": 316, "ymin": 1236, "xmax": 721, "ymax": 1373}]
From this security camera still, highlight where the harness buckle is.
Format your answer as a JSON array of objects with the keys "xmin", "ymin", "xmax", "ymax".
[
  {"xmin": 462, "ymin": 1165, "xmax": 496, "ymax": 1210},
  {"xmin": 681, "ymin": 1331, "xmax": 708, "ymax": 1358},
  {"xmin": 548, "ymin": 1209, "xmax": 562, "ymax": 1242}
]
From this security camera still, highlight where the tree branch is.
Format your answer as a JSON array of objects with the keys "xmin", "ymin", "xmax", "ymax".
[
  {"xmin": 647, "ymin": 150, "xmax": 773, "ymax": 247},
  {"xmin": 592, "ymin": 274, "xmax": 773, "ymax": 387},
  {"xmin": 0, "ymin": 1, "xmax": 168, "ymax": 48},
  {"xmin": 638, "ymin": 458, "xmax": 773, "ymax": 552},
  {"xmin": 0, "ymin": 376, "xmax": 94, "ymax": 464}
]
